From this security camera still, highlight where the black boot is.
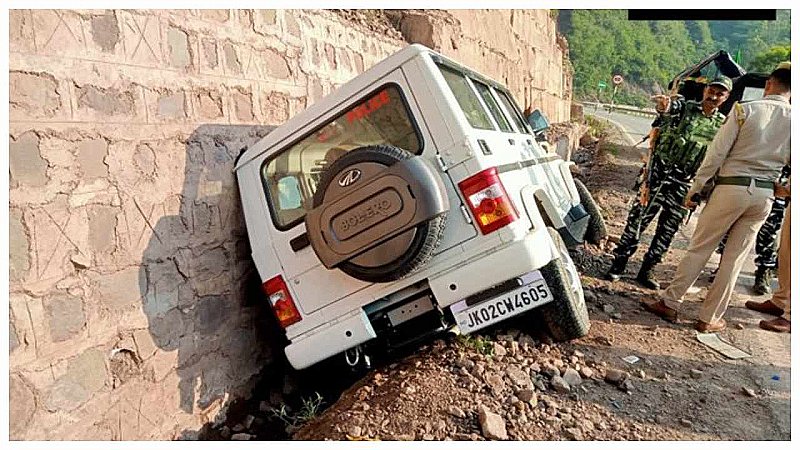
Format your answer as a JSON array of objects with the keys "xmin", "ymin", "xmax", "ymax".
[
  {"xmin": 636, "ymin": 258, "xmax": 660, "ymax": 290},
  {"xmin": 605, "ymin": 256, "xmax": 628, "ymax": 282},
  {"xmin": 753, "ymin": 267, "xmax": 773, "ymax": 296}
]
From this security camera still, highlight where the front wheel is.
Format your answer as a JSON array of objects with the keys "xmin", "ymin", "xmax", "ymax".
[{"xmin": 538, "ymin": 227, "xmax": 590, "ymax": 341}]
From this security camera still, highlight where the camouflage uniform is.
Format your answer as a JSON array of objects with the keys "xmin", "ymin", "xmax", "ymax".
[
  {"xmin": 716, "ymin": 165, "xmax": 790, "ymax": 294},
  {"xmin": 607, "ymin": 98, "xmax": 727, "ymax": 287}
]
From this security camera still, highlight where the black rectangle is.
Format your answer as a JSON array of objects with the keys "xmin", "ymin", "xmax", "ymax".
[
  {"xmin": 628, "ymin": 10, "xmax": 776, "ymax": 21},
  {"xmin": 290, "ymin": 232, "xmax": 310, "ymax": 252}
]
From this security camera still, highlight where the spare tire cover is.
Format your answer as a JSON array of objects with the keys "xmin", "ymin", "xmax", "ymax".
[{"xmin": 305, "ymin": 145, "xmax": 448, "ymax": 283}]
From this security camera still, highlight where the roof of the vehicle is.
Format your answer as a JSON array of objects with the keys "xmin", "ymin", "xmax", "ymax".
[{"xmin": 234, "ymin": 44, "xmax": 434, "ymax": 171}]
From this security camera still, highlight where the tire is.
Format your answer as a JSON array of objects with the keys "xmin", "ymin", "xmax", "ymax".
[
  {"xmin": 312, "ymin": 144, "xmax": 447, "ymax": 283},
  {"xmin": 574, "ymin": 179, "xmax": 607, "ymax": 245},
  {"xmin": 538, "ymin": 227, "xmax": 590, "ymax": 341}
]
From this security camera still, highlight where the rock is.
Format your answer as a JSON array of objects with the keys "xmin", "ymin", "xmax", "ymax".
[
  {"xmin": 477, "ymin": 405, "xmax": 508, "ymax": 440},
  {"xmin": 564, "ymin": 427, "xmax": 584, "ymax": 440},
  {"xmin": 605, "ymin": 368, "xmax": 628, "ymax": 385},
  {"xmin": 231, "ymin": 433, "xmax": 253, "ymax": 440},
  {"xmin": 232, "ymin": 424, "xmax": 246, "ymax": 433},
  {"xmin": 348, "ymin": 425, "xmax": 363, "ymax": 437},
  {"xmin": 735, "ymin": 323, "xmax": 745, "ymax": 330},
  {"xmin": 562, "ymin": 368, "xmax": 582, "ymax": 387},
  {"xmin": 506, "ymin": 365, "xmax": 533, "ymax": 389},
  {"xmin": 519, "ymin": 334, "xmax": 536, "ymax": 349},
  {"xmin": 517, "ymin": 388, "xmax": 536, "ymax": 404},
  {"xmin": 486, "ymin": 374, "xmax": 506, "ymax": 395},
  {"xmin": 584, "ymin": 290, "xmax": 597, "ymax": 303},
  {"xmin": 620, "ymin": 379, "xmax": 634, "ymax": 392},
  {"xmin": 244, "ymin": 415, "xmax": 256, "ymax": 430},
  {"xmin": 457, "ymin": 358, "xmax": 475, "ymax": 370},
  {"xmin": 581, "ymin": 419, "xmax": 595, "ymax": 432},
  {"xmin": 219, "ymin": 426, "xmax": 231, "ymax": 439},
  {"xmin": 690, "ymin": 369, "xmax": 704, "ymax": 379},
  {"xmin": 422, "ymin": 434, "xmax": 435, "ymax": 441},
  {"xmin": 542, "ymin": 364, "xmax": 561, "ymax": 378},
  {"xmin": 573, "ymin": 350, "xmax": 585, "ymax": 358},
  {"xmin": 741, "ymin": 387, "xmax": 758, "ymax": 397},
  {"xmin": 602, "ymin": 304, "xmax": 616, "ymax": 314},
  {"xmin": 551, "ymin": 375, "xmax": 571, "ymax": 393},
  {"xmin": 580, "ymin": 367, "xmax": 595, "ymax": 379},
  {"xmin": 529, "ymin": 362, "xmax": 541, "ymax": 373},
  {"xmin": 680, "ymin": 419, "xmax": 693, "ymax": 427},
  {"xmin": 447, "ymin": 405, "xmax": 466, "ymax": 418},
  {"xmin": 493, "ymin": 343, "xmax": 507, "ymax": 357},
  {"xmin": 259, "ymin": 401, "xmax": 271, "ymax": 413}
]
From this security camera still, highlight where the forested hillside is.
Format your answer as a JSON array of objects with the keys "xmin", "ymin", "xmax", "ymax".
[{"xmin": 558, "ymin": 10, "xmax": 790, "ymax": 106}]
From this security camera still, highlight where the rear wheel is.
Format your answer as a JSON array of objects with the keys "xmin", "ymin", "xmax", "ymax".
[
  {"xmin": 574, "ymin": 179, "xmax": 607, "ymax": 245},
  {"xmin": 538, "ymin": 227, "xmax": 590, "ymax": 341}
]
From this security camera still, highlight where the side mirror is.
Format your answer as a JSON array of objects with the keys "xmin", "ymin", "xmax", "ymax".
[
  {"xmin": 277, "ymin": 176, "xmax": 303, "ymax": 210},
  {"xmin": 526, "ymin": 109, "xmax": 550, "ymax": 137}
]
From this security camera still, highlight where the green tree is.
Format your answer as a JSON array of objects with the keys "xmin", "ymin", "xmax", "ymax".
[{"xmin": 749, "ymin": 45, "xmax": 791, "ymax": 72}]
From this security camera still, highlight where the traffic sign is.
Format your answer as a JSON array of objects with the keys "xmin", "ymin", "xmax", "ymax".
[
  {"xmin": 612, "ymin": 74, "xmax": 624, "ymax": 85},
  {"xmin": 597, "ymin": 81, "xmax": 607, "ymax": 89}
]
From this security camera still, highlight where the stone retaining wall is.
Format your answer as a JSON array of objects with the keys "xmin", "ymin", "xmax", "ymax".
[{"xmin": 9, "ymin": 9, "xmax": 572, "ymax": 439}]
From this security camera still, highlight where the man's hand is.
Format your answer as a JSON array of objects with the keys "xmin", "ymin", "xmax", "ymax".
[
  {"xmin": 684, "ymin": 193, "xmax": 698, "ymax": 209},
  {"xmin": 651, "ymin": 95, "xmax": 671, "ymax": 113}
]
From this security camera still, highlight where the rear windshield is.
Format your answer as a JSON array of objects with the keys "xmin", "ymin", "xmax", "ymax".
[{"xmin": 261, "ymin": 85, "xmax": 422, "ymax": 230}]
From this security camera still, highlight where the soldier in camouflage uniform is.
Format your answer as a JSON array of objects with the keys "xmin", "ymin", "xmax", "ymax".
[
  {"xmin": 606, "ymin": 76, "xmax": 732, "ymax": 289},
  {"xmin": 715, "ymin": 165, "xmax": 790, "ymax": 294}
]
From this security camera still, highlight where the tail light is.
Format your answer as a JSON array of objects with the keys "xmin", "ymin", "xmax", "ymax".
[
  {"xmin": 458, "ymin": 167, "xmax": 518, "ymax": 234},
  {"xmin": 263, "ymin": 275, "xmax": 302, "ymax": 328}
]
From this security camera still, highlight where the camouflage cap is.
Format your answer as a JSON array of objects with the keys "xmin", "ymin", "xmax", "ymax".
[
  {"xmin": 708, "ymin": 75, "xmax": 733, "ymax": 91},
  {"xmin": 776, "ymin": 61, "xmax": 790, "ymax": 71}
]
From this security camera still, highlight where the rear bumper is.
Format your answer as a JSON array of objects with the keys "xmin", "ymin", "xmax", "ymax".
[{"xmin": 285, "ymin": 310, "xmax": 376, "ymax": 370}]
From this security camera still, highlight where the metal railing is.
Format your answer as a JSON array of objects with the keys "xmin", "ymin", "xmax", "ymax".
[{"xmin": 581, "ymin": 101, "xmax": 657, "ymax": 118}]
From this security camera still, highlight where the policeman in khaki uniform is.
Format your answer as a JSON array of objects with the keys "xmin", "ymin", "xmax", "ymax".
[
  {"xmin": 605, "ymin": 76, "xmax": 731, "ymax": 289},
  {"xmin": 646, "ymin": 63, "xmax": 791, "ymax": 332}
]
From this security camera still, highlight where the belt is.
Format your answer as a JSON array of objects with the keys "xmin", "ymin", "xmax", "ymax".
[{"xmin": 715, "ymin": 176, "xmax": 773, "ymax": 189}]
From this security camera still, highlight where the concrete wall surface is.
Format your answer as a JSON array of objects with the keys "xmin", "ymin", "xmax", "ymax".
[{"xmin": 8, "ymin": 9, "xmax": 572, "ymax": 439}]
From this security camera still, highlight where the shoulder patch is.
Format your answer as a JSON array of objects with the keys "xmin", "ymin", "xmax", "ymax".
[{"xmin": 734, "ymin": 102, "xmax": 746, "ymax": 127}]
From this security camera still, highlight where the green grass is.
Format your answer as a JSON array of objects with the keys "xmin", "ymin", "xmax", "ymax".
[
  {"xmin": 456, "ymin": 334, "xmax": 495, "ymax": 356},
  {"xmin": 269, "ymin": 392, "xmax": 325, "ymax": 430}
]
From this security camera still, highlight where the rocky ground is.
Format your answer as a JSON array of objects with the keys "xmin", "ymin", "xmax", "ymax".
[{"xmin": 200, "ymin": 124, "xmax": 790, "ymax": 441}]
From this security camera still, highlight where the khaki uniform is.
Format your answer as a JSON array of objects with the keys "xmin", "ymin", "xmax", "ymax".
[
  {"xmin": 661, "ymin": 95, "xmax": 791, "ymax": 324},
  {"xmin": 772, "ymin": 201, "xmax": 791, "ymax": 320}
]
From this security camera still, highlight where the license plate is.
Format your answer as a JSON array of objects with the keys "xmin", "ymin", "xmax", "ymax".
[{"xmin": 450, "ymin": 271, "xmax": 553, "ymax": 334}]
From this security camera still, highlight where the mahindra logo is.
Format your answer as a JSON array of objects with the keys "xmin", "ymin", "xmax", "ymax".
[{"xmin": 338, "ymin": 169, "xmax": 362, "ymax": 187}]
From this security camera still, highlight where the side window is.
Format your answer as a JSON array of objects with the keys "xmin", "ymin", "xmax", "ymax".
[
  {"xmin": 496, "ymin": 90, "xmax": 530, "ymax": 134},
  {"xmin": 437, "ymin": 64, "xmax": 494, "ymax": 130},
  {"xmin": 473, "ymin": 80, "xmax": 513, "ymax": 133},
  {"xmin": 262, "ymin": 85, "xmax": 422, "ymax": 230}
]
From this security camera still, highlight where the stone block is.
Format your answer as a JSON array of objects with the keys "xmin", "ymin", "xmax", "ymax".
[
  {"xmin": 77, "ymin": 138, "xmax": 109, "ymax": 179},
  {"xmin": 223, "ymin": 41, "xmax": 241, "ymax": 74},
  {"xmin": 76, "ymin": 84, "xmax": 135, "ymax": 116},
  {"xmin": 201, "ymin": 39, "xmax": 218, "ymax": 70},
  {"xmin": 193, "ymin": 89, "xmax": 223, "ymax": 120},
  {"xmin": 31, "ymin": 10, "xmax": 86, "ymax": 57},
  {"xmin": 258, "ymin": 91, "xmax": 290, "ymax": 125},
  {"xmin": 10, "ymin": 320, "xmax": 20, "ymax": 353},
  {"xmin": 90, "ymin": 12, "xmax": 120, "ymax": 53},
  {"xmin": 9, "ymin": 132, "xmax": 48, "ymax": 188},
  {"xmin": 10, "ymin": 374, "xmax": 37, "ymax": 440},
  {"xmin": 133, "ymin": 328, "xmax": 157, "ymax": 360},
  {"xmin": 10, "ymin": 71, "xmax": 62, "ymax": 119},
  {"xmin": 9, "ymin": 10, "xmax": 36, "ymax": 53},
  {"xmin": 119, "ymin": 11, "xmax": 162, "ymax": 65},
  {"xmin": 157, "ymin": 91, "xmax": 187, "ymax": 119},
  {"xmin": 88, "ymin": 205, "xmax": 118, "ymax": 255},
  {"xmin": 262, "ymin": 47, "xmax": 291, "ymax": 79},
  {"xmin": 231, "ymin": 88, "xmax": 253, "ymax": 122},
  {"xmin": 201, "ymin": 10, "xmax": 229, "ymax": 23},
  {"xmin": 253, "ymin": 10, "xmax": 277, "ymax": 35},
  {"xmin": 44, "ymin": 348, "xmax": 107, "ymax": 412},
  {"xmin": 142, "ymin": 260, "xmax": 183, "ymax": 318},
  {"xmin": 167, "ymin": 26, "xmax": 192, "ymax": 69},
  {"xmin": 9, "ymin": 208, "xmax": 30, "ymax": 282},
  {"xmin": 194, "ymin": 295, "xmax": 231, "ymax": 335},
  {"xmin": 93, "ymin": 267, "xmax": 142, "ymax": 310},
  {"xmin": 44, "ymin": 293, "xmax": 86, "ymax": 342}
]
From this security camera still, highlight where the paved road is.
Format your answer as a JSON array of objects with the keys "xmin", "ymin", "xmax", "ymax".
[{"xmin": 586, "ymin": 108, "xmax": 653, "ymax": 149}]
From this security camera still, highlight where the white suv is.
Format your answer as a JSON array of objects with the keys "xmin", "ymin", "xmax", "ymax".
[{"xmin": 234, "ymin": 44, "xmax": 604, "ymax": 370}]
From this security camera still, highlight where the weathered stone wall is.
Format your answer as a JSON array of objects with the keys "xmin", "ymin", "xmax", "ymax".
[{"xmin": 8, "ymin": 9, "xmax": 572, "ymax": 440}]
